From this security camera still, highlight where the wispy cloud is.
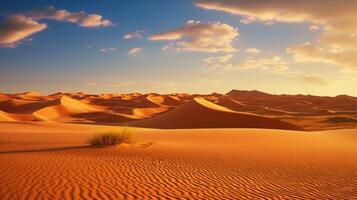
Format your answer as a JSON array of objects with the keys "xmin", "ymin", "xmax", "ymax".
[
  {"xmin": 204, "ymin": 54, "xmax": 303, "ymax": 79},
  {"xmin": 123, "ymin": 30, "xmax": 144, "ymax": 39},
  {"xmin": 302, "ymin": 74, "xmax": 329, "ymax": 85},
  {"xmin": 128, "ymin": 47, "xmax": 143, "ymax": 56},
  {"xmin": 29, "ymin": 6, "xmax": 112, "ymax": 27},
  {"xmin": 86, "ymin": 81, "xmax": 134, "ymax": 87},
  {"xmin": 149, "ymin": 20, "xmax": 239, "ymax": 53},
  {"xmin": 245, "ymin": 48, "xmax": 261, "ymax": 54},
  {"xmin": 204, "ymin": 54, "xmax": 234, "ymax": 64},
  {"xmin": 100, "ymin": 47, "xmax": 117, "ymax": 52},
  {"xmin": 149, "ymin": 81, "xmax": 175, "ymax": 88}
]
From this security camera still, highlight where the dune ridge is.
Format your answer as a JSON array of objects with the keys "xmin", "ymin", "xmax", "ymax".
[{"xmin": 33, "ymin": 96, "xmax": 102, "ymax": 121}]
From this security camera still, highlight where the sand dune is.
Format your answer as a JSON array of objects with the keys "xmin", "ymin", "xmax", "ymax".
[
  {"xmin": 0, "ymin": 98, "xmax": 59, "ymax": 114},
  {"xmin": 0, "ymin": 93, "xmax": 10, "ymax": 102},
  {"xmin": 33, "ymin": 96, "xmax": 102, "ymax": 121},
  {"xmin": 14, "ymin": 91, "xmax": 43, "ymax": 101},
  {"xmin": 130, "ymin": 98, "xmax": 302, "ymax": 130},
  {"xmin": 0, "ymin": 122, "xmax": 356, "ymax": 199},
  {"xmin": 71, "ymin": 112, "xmax": 138, "ymax": 124},
  {"xmin": 132, "ymin": 107, "xmax": 170, "ymax": 118},
  {"xmin": 0, "ymin": 110, "xmax": 15, "ymax": 121},
  {"xmin": 0, "ymin": 110, "xmax": 37, "ymax": 121},
  {"xmin": 146, "ymin": 94, "xmax": 183, "ymax": 106}
]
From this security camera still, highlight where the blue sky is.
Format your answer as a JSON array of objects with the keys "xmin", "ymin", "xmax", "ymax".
[{"xmin": 1, "ymin": 0, "xmax": 356, "ymax": 96}]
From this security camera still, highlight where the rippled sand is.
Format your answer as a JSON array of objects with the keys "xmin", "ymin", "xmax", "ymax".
[{"xmin": 1, "ymin": 122, "xmax": 357, "ymax": 199}]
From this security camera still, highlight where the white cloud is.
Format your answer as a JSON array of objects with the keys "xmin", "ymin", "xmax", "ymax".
[
  {"xmin": 149, "ymin": 20, "xmax": 239, "ymax": 53},
  {"xmin": 123, "ymin": 30, "xmax": 144, "ymax": 39},
  {"xmin": 196, "ymin": 0, "xmax": 357, "ymax": 70},
  {"xmin": 206, "ymin": 55, "xmax": 298, "ymax": 77},
  {"xmin": 309, "ymin": 25, "xmax": 320, "ymax": 32},
  {"xmin": 0, "ymin": 15, "xmax": 47, "ymax": 47},
  {"xmin": 287, "ymin": 42, "xmax": 357, "ymax": 69},
  {"xmin": 100, "ymin": 47, "xmax": 117, "ymax": 52},
  {"xmin": 302, "ymin": 74, "xmax": 329, "ymax": 85},
  {"xmin": 0, "ymin": 6, "xmax": 111, "ymax": 47},
  {"xmin": 245, "ymin": 48, "xmax": 261, "ymax": 54},
  {"xmin": 128, "ymin": 47, "xmax": 143, "ymax": 56},
  {"xmin": 29, "ymin": 6, "xmax": 112, "ymax": 27},
  {"xmin": 204, "ymin": 54, "xmax": 233, "ymax": 64}
]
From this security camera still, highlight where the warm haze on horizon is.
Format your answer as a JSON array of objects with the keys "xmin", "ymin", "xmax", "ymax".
[{"xmin": 1, "ymin": 0, "xmax": 357, "ymax": 96}]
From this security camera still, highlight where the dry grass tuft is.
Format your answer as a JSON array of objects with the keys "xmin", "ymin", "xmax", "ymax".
[{"xmin": 89, "ymin": 127, "xmax": 135, "ymax": 147}]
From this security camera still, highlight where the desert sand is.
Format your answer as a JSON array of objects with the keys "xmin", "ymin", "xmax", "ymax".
[
  {"xmin": 1, "ymin": 122, "xmax": 357, "ymax": 199},
  {"xmin": 1, "ymin": 90, "xmax": 357, "ymax": 199}
]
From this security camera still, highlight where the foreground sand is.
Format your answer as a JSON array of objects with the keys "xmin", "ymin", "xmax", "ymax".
[{"xmin": 1, "ymin": 122, "xmax": 357, "ymax": 199}]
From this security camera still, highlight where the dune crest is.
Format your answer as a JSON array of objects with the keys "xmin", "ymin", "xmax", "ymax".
[{"xmin": 33, "ymin": 96, "xmax": 101, "ymax": 121}]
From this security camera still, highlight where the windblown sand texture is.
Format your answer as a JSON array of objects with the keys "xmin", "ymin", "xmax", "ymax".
[{"xmin": 1, "ymin": 122, "xmax": 357, "ymax": 199}]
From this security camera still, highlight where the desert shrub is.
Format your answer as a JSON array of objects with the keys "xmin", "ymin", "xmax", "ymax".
[{"xmin": 89, "ymin": 127, "xmax": 135, "ymax": 147}]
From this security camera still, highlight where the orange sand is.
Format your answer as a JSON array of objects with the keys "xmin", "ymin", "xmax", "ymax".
[{"xmin": 1, "ymin": 122, "xmax": 357, "ymax": 199}]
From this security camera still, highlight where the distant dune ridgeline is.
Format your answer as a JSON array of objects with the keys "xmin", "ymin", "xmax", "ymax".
[{"xmin": 1, "ymin": 90, "xmax": 357, "ymax": 131}]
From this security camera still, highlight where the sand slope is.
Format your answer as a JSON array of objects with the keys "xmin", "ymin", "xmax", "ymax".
[
  {"xmin": 0, "ymin": 122, "xmax": 357, "ymax": 199},
  {"xmin": 33, "ymin": 96, "xmax": 102, "ymax": 121},
  {"xmin": 130, "ymin": 98, "xmax": 302, "ymax": 130}
]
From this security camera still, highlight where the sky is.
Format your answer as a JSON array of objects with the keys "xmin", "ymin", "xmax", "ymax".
[{"xmin": 1, "ymin": 0, "xmax": 356, "ymax": 96}]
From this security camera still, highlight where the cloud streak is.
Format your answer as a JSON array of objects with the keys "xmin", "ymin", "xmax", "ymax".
[
  {"xmin": 123, "ymin": 30, "xmax": 144, "ymax": 39},
  {"xmin": 128, "ymin": 47, "xmax": 143, "ymax": 56},
  {"xmin": 100, "ymin": 47, "xmax": 117, "ymax": 52}
]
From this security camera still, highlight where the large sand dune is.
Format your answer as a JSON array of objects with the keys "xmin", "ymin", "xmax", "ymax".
[
  {"xmin": 33, "ymin": 96, "xmax": 102, "ymax": 121},
  {"xmin": 0, "ymin": 122, "xmax": 356, "ymax": 199},
  {"xmin": 130, "ymin": 98, "xmax": 302, "ymax": 130}
]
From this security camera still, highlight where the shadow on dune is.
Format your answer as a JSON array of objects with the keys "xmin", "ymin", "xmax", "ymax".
[{"xmin": 0, "ymin": 145, "xmax": 90, "ymax": 154}]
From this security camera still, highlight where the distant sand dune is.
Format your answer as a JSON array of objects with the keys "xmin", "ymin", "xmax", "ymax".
[
  {"xmin": 132, "ymin": 107, "xmax": 170, "ymax": 118},
  {"xmin": 130, "ymin": 98, "xmax": 302, "ymax": 130},
  {"xmin": 1, "ymin": 90, "xmax": 357, "ymax": 130},
  {"xmin": 33, "ymin": 96, "xmax": 102, "ymax": 121},
  {"xmin": 146, "ymin": 94, "xmax": 183, "ymax": 106},
  {"xmin": 0, "ymin": 110, "xmax": 37, "ymax": 121}
]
